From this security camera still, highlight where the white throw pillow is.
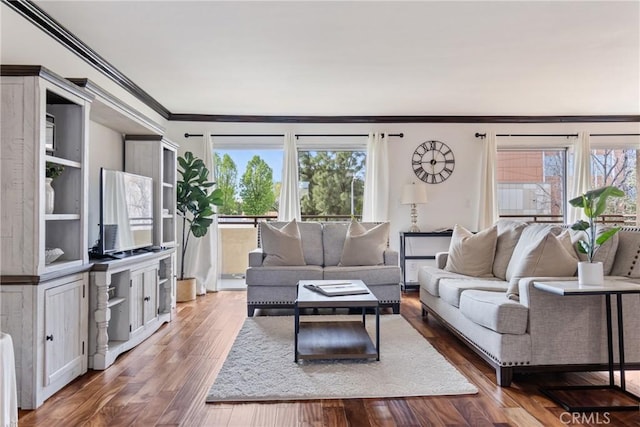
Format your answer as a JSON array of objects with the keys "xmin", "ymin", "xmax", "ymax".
[
  {"xmin": 492, "ymin": 219, "xmax": 528, "ymax": 280},
  {"xmin": 505, "ymin": 230, "xmax": 578, "ymax": 301},
  {"xmin": 339, "ymin": 221, "xmax": 389, "ymax": 266},
  {"xmin": 261, "ymin": 219, "xmax": 306, "ymax": 266},
  {"xmin": 444, "ymin": 224, "xmax": 498, "ymax": 277}
]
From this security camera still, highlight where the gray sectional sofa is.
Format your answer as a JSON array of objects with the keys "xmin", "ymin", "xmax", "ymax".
[
  {"xmin": 246, "ymin": 221, "xmax": 402, "ymax": 316},
  {"xmin": 419, "ymin": 222, "xmax": 640, "ymax": 386}
]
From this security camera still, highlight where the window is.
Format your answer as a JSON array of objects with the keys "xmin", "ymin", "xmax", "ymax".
[
  {"xmin": 589, "ymin": 147, "xmax": 637, "ymax": 223},
  {"xmin": 496, "ymin": 149, "xmax": 567, "ymax": 222},
  {"xmin": 298, "ymin": 150, "xmax": 366, "ymax": 219},
  {"xmin": 214, "ymin": 149, "xmax": 283, "ymax": 217}
]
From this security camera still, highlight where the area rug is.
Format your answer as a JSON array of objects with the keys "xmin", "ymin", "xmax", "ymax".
[{"xmin": 206, "ymin": 315, "xmax": 478, "ymax": 402}]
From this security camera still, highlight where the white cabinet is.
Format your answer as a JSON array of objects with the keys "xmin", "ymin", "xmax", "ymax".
[
  {"xmin": 89, "ymin": 249, "xmax": 175, "ymax": 370},
  {"xmin": 0, "ymin": 65, "xmax": 92, "ymax": 409},
  {"xmin": 124, "ymin": 135, "xmax": 178, "ymax": 249},
  {"xmin": 1, "ymin": 66, "xmax": 92, "ymax": 276},
  {"xmin": 0, "ymin": 273, "xmax": 88, "ymax": 409}
]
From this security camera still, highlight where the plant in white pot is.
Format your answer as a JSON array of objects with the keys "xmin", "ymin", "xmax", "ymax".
[
  {"xmin": 176, "ymin": 151, "xmax": 223, "ymax": 301},
  {"xmin": 569, "ymin": 185, "xmax": 624, "ymax": 286}
]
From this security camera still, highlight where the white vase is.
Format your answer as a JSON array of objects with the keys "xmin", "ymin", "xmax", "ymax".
[
  {"xmin": 45, "ymin": 177, "xmax": 55, "ymax": 214},
  {"xmin": 578, "ymin": 261, "xmax": 604, "ymax": 286}
]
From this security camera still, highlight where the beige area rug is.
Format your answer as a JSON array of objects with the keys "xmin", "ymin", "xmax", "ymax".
[{"xmin": 206, "ymin": 315, "xmax": 478, "ymax": 402}]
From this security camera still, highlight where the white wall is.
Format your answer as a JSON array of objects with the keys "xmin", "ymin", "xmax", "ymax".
[
  {"xmin": 86, "ymin": 122, "xmax": 124, "ymax": 248},
  {"xmin": 164, "ymin": 120, "xmax": 640, "ymax": 252}
]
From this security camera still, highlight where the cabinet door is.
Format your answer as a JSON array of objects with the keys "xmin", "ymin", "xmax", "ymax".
[
  {"xmin": 130, "ymin": 269, "xmax": 145, "ymax": 336},
  {"xmin": 44, "ymin": 278, "xmax": 86, "ymax": 387},
  {"xmin": 142, "ymin": 267, "xmax": 158, "ymax": 325}
]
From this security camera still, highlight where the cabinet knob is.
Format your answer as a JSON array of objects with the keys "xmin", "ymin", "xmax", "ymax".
[
  {"xmin": 144, "ymin": 296, "xmax": 151, "ymax": 302},
  {"xmin": 46, "ymin": 335, "xmax": 54, "ymax": 341}
]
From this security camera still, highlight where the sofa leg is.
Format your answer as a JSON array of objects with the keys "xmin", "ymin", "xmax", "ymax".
[
  {"xmin": 247, "ymin": 305, "xmax": 256, "ymax": 317},
  {"xmin": 496, "ymin": 366, "xmax": 513, "ymax": 387},
  {"xmin": 421, "ymin": 307, "xmax": 428, "ymax": 318},
  {"xmin": 392, "ymin": 303, "xmax": 400, "ymax": 314}
]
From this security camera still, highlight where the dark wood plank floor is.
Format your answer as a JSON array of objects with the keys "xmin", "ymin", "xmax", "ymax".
[{"xmin": 18, "ymin": 291, "xmax": 640, "ymax": 426}]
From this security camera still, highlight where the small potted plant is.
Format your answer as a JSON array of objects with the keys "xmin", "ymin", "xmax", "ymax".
[
  {"xmin": 569, "ymin": 185, "xmax": 625, "ymax": 285},
  {"xmin": 176, "ymin": 152, "xmax": 223, "ymax": 301},
  {"xmin": 45, "ymin": 162, "xmax": 64, "ymax": 214}
]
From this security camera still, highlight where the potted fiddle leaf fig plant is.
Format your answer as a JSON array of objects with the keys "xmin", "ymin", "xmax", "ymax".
[
  {"xmin": 569, "ymin": 185, "xmax": 625, "ymax": 285},
  {"xmin": 176, "ymin": 151, "xmax": 223, "ymax": 301}
]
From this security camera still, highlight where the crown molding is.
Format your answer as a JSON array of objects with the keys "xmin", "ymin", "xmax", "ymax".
[
  {"xmin": 5, "ymin": 0, "xmax": 639, "ymax": 125},
  {"xmin": 3, "ymin": 0, "xmax": 170, "ymax": 119}
]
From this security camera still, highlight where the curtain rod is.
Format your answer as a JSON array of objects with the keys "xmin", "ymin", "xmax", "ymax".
[
  {"xmin": 474, "ymin": 132, "xmax": 578, "ymax": 139},
  {"xmin": 184, "ymin": 132, "xmax": 404, "ymax": 139},
  {"xmin": 475, "ymin": 132, "xmax": 640, "ymax": 139}
]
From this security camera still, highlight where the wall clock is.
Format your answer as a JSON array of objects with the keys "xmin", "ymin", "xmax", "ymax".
[{"xmin": 411, "ymin": 140, "xmax": 455, "ymax": 184}]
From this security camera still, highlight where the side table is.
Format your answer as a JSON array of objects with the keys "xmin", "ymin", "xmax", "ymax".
[
  {"xmin": 399, "ymin": 231, "xmax": 452, "ymax": 291},
  {"xmin": 533, "ymin": 279, "xmax": 640, "ymax": 412}
]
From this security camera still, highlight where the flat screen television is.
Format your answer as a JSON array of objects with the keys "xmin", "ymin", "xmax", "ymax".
[{"xmin": 98, "ymin": 168, "xmax": 154, "ymax": 255}]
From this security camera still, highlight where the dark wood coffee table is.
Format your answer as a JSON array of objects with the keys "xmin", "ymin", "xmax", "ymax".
[{"xmin": 294, "ymin": 280, "xmax": 380, "ymax": 362}]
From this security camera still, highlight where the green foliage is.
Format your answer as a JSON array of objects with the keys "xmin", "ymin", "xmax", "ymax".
[
  {"xmin": 45, "ymin": 162, "xmax": 64, "ymax": 179},
  {"xmin": 239, "ymin": 156, "xmax": 276, "ymax": 215},
  {"xmin": 299, "ymin": 151, "xmax": 365, "ymax": 217},
  {"xmin": 569, "ymin": 186, "xmax": 625, "ymax": 262},
  {"xmin": 214, "ymin": 153, "xmax": 240, "ymax": 214},
  {"xmin": 177, "ymin": 151, "xmax": 223, "ymax": 279}
]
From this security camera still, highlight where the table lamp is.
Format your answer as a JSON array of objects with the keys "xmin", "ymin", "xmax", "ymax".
[{"xmin": 401, "ymin": 182, "xmax": 428, "ymax": 232}]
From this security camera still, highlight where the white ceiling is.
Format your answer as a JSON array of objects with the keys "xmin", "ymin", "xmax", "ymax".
[{"xmin": 35, "ymin": 1, "xmax": 640, "ymax": 117}]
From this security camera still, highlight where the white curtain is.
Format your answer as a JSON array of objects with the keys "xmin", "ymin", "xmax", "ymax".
[
  {"xmin": 477, "ymin": 132, "xmax": 499, "ymax": 230},
  {"xmin": 278, "ymin": 132, "xmax": 301, "ymax": 221},
  {"xmin": 184, "ymin": 133, "xmax": 220, "ymax": 294},
  {"xmin": 567, "ymin": 132, "xmax": 591, "ymax": 223},
  {"xmin": 362, "ymin": 132, "xmax": 389, "ymax": 222}
]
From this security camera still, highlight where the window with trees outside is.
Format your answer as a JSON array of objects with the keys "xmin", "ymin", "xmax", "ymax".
[
  {"xmin": 496, "ymin": 149, "xmax": 567, "ymax": 222},
  {"xmin": 298, "ymin": 150, "xmax": 366, "ymax": 220},
  {"xmin": 589, "ymin": 147, "xmax": 637, "ymax": 224}
]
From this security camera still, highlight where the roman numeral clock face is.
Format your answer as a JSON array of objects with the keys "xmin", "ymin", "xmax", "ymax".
[{"xmin": 412, "ymin": 140, "xmax": 455, "ymax": 184}]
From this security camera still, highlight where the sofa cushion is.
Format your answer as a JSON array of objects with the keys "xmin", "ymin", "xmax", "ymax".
[
  {"xmin": 339, "ymin": 221, "xmax": 390, "ymax": 266},
  {"xmin": 323, "ymin": 265, "xmax": 401, "ymax": 286},
  {"xmin": 505, "ymin": 224, "xmax": 562, "ymax": 282},
  {"xmin": 245, "ymin": 265, "xmax": 324, "ymax": 287},
  {"xmin": 418, "ymin": 266, "xmax": 473, "ymax": 297},
  {"xmin": 506, "ymin": 230, "xmax": 578, "ymax": 301},
  {"xmin": 261, "ymin": 219, "xmax": 306, "ymax": 266},
  {"xmin": 261, "ymin": 221, "xmax": 323, "ymax": 266},
  {"xmin": 570, "ymin": 226, "xmax": 620, "ymax": 275},
  {"xmin": 444, "ymin": 224, "xmax": 497, "ymax": 277},
  {"xmin": 493, "ymin": 219, "xmax": 528, "ymax": 280},
  {"xmin": 439, "ymin": 278, "xmax": 508, "ymax": 308},
  {"xmin": 460, "ymin": 290, "xmax": 529, "ymax": 335}
]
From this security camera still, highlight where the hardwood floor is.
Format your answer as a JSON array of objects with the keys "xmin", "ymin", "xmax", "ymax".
[{"xmin": 18, "ymin": 291, "xmax": 640, "ymax": 426}]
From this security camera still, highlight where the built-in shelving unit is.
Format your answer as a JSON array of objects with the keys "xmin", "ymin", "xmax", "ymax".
[{"xmin": 0, "ymin": 65, "xmax": 92, "ymax": 409}]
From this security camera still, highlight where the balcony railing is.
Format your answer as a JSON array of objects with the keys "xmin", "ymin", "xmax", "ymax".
[
  {"xmin": 218, "ymin": 214, "xmax": 361, "ymax": 227},
  {"xmin": 498, "ymin": 214, "xmax": 637, "ymax": 225}
]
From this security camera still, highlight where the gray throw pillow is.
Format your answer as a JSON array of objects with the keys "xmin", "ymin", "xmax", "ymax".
[
  {"xmin": 261, "ymin": 219, "xmax": 306, "ymax": 266},
  {"xmin": 339, "ymin": 221, "xmax": 389, "ymax": 266},
  {"xmin": 444, "ymin": 224, "xmax": 498, "ymax": 277},
  {"xmin": 492, "ymin": 219, "xmax": 528, "ymax": 280}
]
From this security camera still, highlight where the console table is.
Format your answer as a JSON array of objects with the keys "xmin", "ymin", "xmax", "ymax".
[
  {"xmin": 399, "ymin": 231, "xmax": 452, "ymax": 291},
  {"xmin": 533, "ymin": 279, "xmax": 640, "ymax": 412}
]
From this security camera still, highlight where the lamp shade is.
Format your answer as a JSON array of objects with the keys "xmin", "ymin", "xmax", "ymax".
[{"xmin": 401, "ymin": 183, "xmax": 428, "ymax": 204}]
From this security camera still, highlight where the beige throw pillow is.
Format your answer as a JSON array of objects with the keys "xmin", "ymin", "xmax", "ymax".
[
  {"xmin": 339, "ymin": 221, "xmax": 389, "ymax": 266},
  {"xmin": 444, "ymin": 224, "xmax": 498, "ymax": 277},
  {"xmin": 492, "ymin": 219, "xmax": 528, "ymax": 280},
  {"xmin": 261, "ymin": 219, "xmax": 306, "ymax": 266},
  {"xmin": 505, "ymin": 230, "xmax": 578, "ymax": 301}
]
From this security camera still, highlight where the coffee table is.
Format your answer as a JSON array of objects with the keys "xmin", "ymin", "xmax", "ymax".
[{"xmin": 294, "ymin": 280, "xmax": 380, "ymax": 362}]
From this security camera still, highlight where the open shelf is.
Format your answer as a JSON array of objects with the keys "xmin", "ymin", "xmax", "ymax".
[{"xmin": 107, "ymin": 297, "xmax": 126, "ymax": 308}]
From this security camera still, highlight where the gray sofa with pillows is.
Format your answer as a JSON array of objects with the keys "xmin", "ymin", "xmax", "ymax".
[
  {"xmin": 246, "ymin": 220, "xmax": 402, "ymax": 316},
  {"xmin": 418, "ymin": 220, "xmax": 640, "ymax": 386}
]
